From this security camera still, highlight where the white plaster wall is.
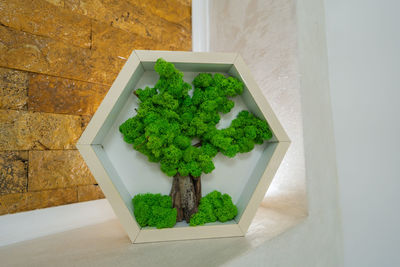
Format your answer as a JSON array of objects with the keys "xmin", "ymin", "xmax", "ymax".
[
  {"xmin": 324, "ymin": 1, "xmax": 400, "ymax": 266},
  {"xmin": 209, "ymin": 0, "xmax": 342, "ymax": 266},
  {"xmin": 210, "ymin": 0, "xmax": 306, "ymax": 206}
]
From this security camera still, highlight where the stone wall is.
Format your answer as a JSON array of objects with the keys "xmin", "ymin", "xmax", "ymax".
[{"xmin": 0, "ymin": 0, "xmax": 192, "ymax": 215}]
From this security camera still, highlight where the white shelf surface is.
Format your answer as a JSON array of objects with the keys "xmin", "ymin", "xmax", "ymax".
[{"xmin": 0, "ymin": 195, "xmax": 306, "ymax": 267}]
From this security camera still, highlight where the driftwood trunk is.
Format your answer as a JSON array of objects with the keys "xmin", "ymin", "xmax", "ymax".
[{"xmin": 170, "ymin": 174, "xmax": 201, "ymax": 222}]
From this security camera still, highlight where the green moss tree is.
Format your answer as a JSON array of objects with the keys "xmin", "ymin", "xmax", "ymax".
[{"xmin": 120, "ymin": 58, "xmax": 273, "ymax": 222}]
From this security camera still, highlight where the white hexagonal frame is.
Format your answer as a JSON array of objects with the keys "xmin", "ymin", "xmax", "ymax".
[{"xmin": 77, "ymin": 50, "xmax": 290, "ymax": 243}]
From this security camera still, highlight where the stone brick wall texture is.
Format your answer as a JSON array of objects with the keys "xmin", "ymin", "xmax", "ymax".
[{"xmin": 0, "ymin": 0, "xmax": 192, "ymax": 215}]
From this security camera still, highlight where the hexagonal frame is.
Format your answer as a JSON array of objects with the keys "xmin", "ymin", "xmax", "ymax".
[{"xmin": 76, "ymin": 50, "xmax": 290, "ymax": 243}]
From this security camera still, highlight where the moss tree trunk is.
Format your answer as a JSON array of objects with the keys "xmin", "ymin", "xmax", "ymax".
[{"xmin": 170, "ymin": 174, "xmax": 201, "ymax": 222}]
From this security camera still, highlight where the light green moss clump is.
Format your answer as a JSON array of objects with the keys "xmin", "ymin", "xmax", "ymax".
[
  {"xmin": 189, "ymin": 191, "xmax": 238, "ymax": 226},
  {"xmin": 132, "ymin": 193, "xmax": 177, "ymax": 229},
  {"xmin": 119, "ymin": 58, "xmax": 273, "ymax": 178}
]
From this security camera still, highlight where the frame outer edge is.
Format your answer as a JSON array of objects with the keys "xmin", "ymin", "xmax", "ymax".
[
  {"xmin": 238, "ymin": 141, "xmax": 290, "ymax": 233},
  {"xmin": 76, "ymin": 50, "xmax": 292, "ymax": 243},
  {"xmin": 134, "ymin": 224, "xmax": 243, "ymax": 243},
  {"xmin": 134, "ymin": 50, "xmax": 238, "ymax": 64},
  {"xmin": 77, "ymin": 51, "xmax": 141, "ymax": 145},
  {"xmin": 77, "ymin": 144, "xmax": 140, "ymax": 243}
]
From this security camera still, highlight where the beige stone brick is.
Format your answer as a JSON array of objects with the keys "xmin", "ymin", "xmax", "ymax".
[
  {"xmin": 0, "ymin": 110, "xmax": 30, "ymax": 151},
  {"xmin": 44, "ymin": 0, "xmax": 64, "ymax": 7},
  {"xmin": 28, "ymin": 74, "xmax": 108, "ymax": 116},
  {"xmin": 138, "ymin": 0, "xmax": 192, "ymax": 29},
  {"xmin": 65, "ymin": 0, "xmax": 192, "ymax": 51},
  {"xmin": 28, "ymin": 150, "xmax": 95, "ymax": 191},
  {"xmin": 0, "ymin": 68, "xmax": 28, "ymax": 110},
  {"xmin": 0, "ymin": 151, "xmax": 28, "ymax": 195},
  {"xmin": 0, "ymin": 110, "xmax": 83, "ymax": 150},
  {"xmin": 77, "ymin": 184, "xmax": 105, "ymax": 202},
  {"xmin": 0, "ymin": 0, "xmax": 91, "ymax": 49},
  {"xmin": 91, "ymin": 21, "xmax": 161, "ymax": 59},
  {"xmin": 80, "ymin": 115, "xmax": 92, "ymax": 131},
  {"xmin": 0, "ymin": 187, "xmax": 77, "ymax": 215},
  {"xmin": 0, "ymin": 25, "xmax": 119, "ymax": 85}
]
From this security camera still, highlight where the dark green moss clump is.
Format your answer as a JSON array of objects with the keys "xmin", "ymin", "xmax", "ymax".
[
  {"xmin": 132, "ymin": 193, "xmax": 177, "ymax": 229},
  {"xmin": 189, "ymin": 191, "xmax": 238, "ymax": 226}
]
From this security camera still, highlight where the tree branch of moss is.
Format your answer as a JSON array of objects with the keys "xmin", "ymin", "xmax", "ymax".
[{"xmin": 193, "ymin": 142, "xmax": 202, "ymax": 147}]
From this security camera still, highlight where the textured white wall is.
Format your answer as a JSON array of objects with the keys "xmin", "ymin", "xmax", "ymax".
[
  {"xmin": 324, "ymin": 0, "xmax": 400, "ymax": 266},
  {"xmin": 209, "ymin": 0, "xmax": 342, "ymax": 266},
  {"xmin": 209, "ymin": 0, "xmax": 307, "ymax": 218}
]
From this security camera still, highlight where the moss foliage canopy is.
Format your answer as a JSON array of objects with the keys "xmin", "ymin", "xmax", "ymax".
[
  {"xmin": 190, "ymin": 190, "xmax": 238, "ymax": 226},
  {"xmin": 119, "ymin": 58, "xmax": 273, "ymax": 177}
]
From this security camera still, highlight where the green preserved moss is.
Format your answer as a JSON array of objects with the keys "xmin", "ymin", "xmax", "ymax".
[
  {"xmin": 119, "ymin": 58, "xmax": 273, "ymax": 178},
  {"xmin": 189, "ymin": 191, "xmax": 238, "ymax": 226},
  {"xmin": 132, "ymin": 193, "xmax": 177, "ymax": 229}
]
